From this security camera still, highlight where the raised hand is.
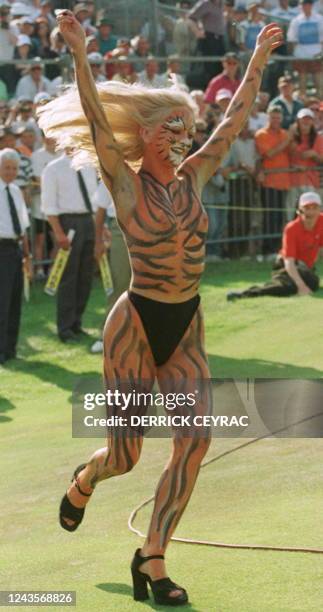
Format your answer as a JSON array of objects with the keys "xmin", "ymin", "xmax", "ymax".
[
  {"xmin": 55, "ymin": 9, "xmax": 86, "ymax": 53},
  {"xmin": 255, "ymin": 23, "xmax": 284, "ymax": 61}
]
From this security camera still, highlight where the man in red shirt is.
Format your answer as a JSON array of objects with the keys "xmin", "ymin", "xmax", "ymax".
[
  {"xmin": 227, "ymin": 192, "xmax": 323, "ymax": 300},
  {"xmin": 204, "ymin": 52, "xmax": 241, "ymax": 104}
]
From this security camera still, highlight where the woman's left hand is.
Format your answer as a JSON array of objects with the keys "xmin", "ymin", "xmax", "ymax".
[{"xmin": 255, "ymin": 23, "xmax": 284, "ymax": 61}]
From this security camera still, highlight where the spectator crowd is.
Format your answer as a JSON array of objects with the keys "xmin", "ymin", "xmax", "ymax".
[{"xmin": 0, "ymin": 0, "xmax": 322, "ymax": 293}]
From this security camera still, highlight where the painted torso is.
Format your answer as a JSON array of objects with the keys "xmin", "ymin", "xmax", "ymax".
[{"xmin": 117, "ymin": 169, "xmax": 208, "ymax": 303}]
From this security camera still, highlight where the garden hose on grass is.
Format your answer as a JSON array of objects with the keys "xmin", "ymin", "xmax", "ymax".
[{"xmin": 128, "ymin": 410, "xmax": 323, "ymax": 555}]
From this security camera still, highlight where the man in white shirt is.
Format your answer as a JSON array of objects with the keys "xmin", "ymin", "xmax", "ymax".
[
  {"xmin": 287, "ymin": 0, "xmax": 323, "ymax": 96},
  {"xmin": 41, "ymin": 152, "xmax": 97, "ymax": 342},
  {"xmin": 31, "ymin": 134, "xmax": 59, "ymax": 279},
  {"xmin": 15, "ymin": 58, "xmax": 54, "ymax": 100},
  {"xmin": 0, "ymin": 148, "xmax": 31, "ymax": 364},
  {"xmin": 161, "ymin": 55, "xmax": 188, "ymax": 91},
  {"xmin": 137, "ymin": 57, "xmax": 165, "ymax": 88}
]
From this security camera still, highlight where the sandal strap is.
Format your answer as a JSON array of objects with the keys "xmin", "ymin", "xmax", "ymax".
[
  {"xmin": 137, "ymin": 551, "xmax": 164, "ymax": 563},
  {"xmin": 153, "ymin": 577, "xmax": 186, "ymax": 595},
  {"xmin": 74, "ymin": 476, "xmax": 92, "ymax": 497},
  {"xmin": 72, "ymin": 464, "xmax": 92, "ymax": 497}
]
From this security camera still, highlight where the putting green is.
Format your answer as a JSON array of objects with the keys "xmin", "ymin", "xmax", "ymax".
[{"xmin": 1, "ymin": 263, "xmax": 322, "ymax": 611}]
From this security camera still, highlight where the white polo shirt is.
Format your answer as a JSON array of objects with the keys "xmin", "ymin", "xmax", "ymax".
[
  {"xmin": 41, "ymin": 154, "xmax": 98, "ymax": 216},
  {"xmin": 15, "ymin": 74, "xmax": 55, "ymax": 102},
  {"xmin": 92, "ymin": 181, "xmax": 116, "ymax": 218},
  {"xmin": 287, "ymin": 12, "xmax": 323, "ymax": 58},
  {"xmin": 0, "ymin": 178, "xmax": 29, "ymax": 239},
  {"xmin": 31, "ymin": 147, "xmax": 60, "ymax": 219}
]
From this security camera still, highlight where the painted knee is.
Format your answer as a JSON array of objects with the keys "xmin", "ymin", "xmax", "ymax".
[
  {"xmin": 109, "ymin": 453, "xmax": 140, "ymax": 476},
  {"xmin": 173, "ymin": 433, "xmax": 211, "ymax": 462},
  {"xmin": 104, "ymin": 439, "xmax": 142, "ymax": 477},
  {"xmin": 198, "ymin": 435, "xmax": 211, "ymax": 461},
  {"xmin": 192, "ymin": 434, "xmax": 211, "ymax": 461}
]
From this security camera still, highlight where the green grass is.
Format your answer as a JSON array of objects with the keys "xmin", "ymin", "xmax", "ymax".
[
  {"xmin": 202, "ymin": 260, "xmax": 323, "ymax": 377},
  {"xmin": 1, "ymin": 262, "xmax": 323, "ymax": 612}
]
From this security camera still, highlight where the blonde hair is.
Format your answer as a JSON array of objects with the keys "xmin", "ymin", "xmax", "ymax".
[{"xmin": 37, "ymin": 81, "xmax": 197, "ymax": 171}]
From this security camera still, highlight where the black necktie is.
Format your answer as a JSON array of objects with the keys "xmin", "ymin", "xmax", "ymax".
[
  {"xmin": 77, "ymin": 171, "xmax": 93, "ymax": 214},
  {"xmin": 6, "ymin": 185, "xmax": 22, "ymax": 237}
]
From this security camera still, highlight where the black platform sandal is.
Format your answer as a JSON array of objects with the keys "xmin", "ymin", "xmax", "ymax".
[
  {"xmin": 131, "ymin": 548, "xmax": 188, "ymax": 606},
  {"xmin": 59, "ymin": 464, "xmax": 92, "ymax": 532}
]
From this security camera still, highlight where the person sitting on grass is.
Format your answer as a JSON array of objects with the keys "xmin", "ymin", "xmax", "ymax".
[{"xmin": 227, "ymin": 191, "xmax": 323, "ymax": 300}]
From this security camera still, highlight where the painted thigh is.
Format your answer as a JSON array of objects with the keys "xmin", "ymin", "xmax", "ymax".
[
  {"xmin": 157, "ymin": 304, "xmax": 212, "ymax": 408},
  {"xmin": 143, "ymin": 307, "xmax": 212, "ymax": 551},
  {"xmin": 102, "ymin": 292, "xmax": 157, "ymax": 475}
]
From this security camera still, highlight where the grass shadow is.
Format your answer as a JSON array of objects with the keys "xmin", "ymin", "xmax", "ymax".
[
  {"xmin": 96, "ymin": 583, "xmax": 202, "ymax": 611},
  {"xmin": 208, "ymin": 354, "xmax": 323, "ymax": 378},
  {"xmin": 3, "ymin": 359, "xmax": 101, "ymax": 395},
  {"xmin": 0, "ymin": 396, "xmax": 15, "ymax": 423}
]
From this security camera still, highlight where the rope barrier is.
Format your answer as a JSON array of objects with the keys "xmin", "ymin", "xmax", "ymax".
[
  {"xmin": 203, "ymin": 204, "xmax": 293, "ymax": 211},
  {"xmin": 128, "ymin": 410, "xmax": 323, "ymax": 555}
]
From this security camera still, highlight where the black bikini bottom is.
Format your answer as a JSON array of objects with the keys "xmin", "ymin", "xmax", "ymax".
[{"xmin": 128, "ymin": 291, "xmax": 200, "ymax": 367}]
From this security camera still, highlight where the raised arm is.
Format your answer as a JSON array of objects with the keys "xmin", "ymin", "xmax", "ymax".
[
  {"xmin": 56, "ymin": 10, "xmax": 135, "ymax": 219},
  {"xmin": 183, "ymin": 24, "xmax": 283, "ymax": 192}
]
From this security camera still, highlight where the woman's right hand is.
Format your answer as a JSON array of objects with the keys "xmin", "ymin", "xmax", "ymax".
[{"xmin": 55, "ymin": 9, "xmax": 86, "ymax": 53}]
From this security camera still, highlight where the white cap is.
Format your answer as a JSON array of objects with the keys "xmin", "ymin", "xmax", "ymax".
[
  {"xmin": 215, "ymin": 88, "xmax": 232, "ymax": 102},
  {"xmin": 297, "ymin": 108, "xmax": 315, "ymax": 120},
  {"xmin": 17, "ymin": 34, "xmax": 31, "ymax": 46},
  {"xmin": 34, "ymin": 91, "xmax": 51, "ymax": 104},
  {"xmin": 299, "ymin": 192, "xmax": 322, "ymax": 207},
  {"xmin": 87, "ymin": 52, "xmax": 103, "ymax": 65},
  {"xmin": 20, "ymin": 16, "xmax": 35, "ymax": 25}
]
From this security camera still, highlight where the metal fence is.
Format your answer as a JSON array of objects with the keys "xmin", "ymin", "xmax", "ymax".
[
  {"xmin": 204, "ymin": 167, "xmax": 323, "ymax": 259},
  {"xmin": 95, "ymin": 0, "xmax": 154, "ymax": 41}
]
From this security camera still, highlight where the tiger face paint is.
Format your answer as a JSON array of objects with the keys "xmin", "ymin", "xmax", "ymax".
[{"xmin": 147, "ymin": 108, "xmax": 195, "ymax": 168}]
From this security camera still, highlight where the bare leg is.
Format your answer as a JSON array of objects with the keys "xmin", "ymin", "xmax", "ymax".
[
  {"xmin": 61, "ymin": 293, "xmax": 156, "ymax": 526},
  {"xmin": 140, "ymin": 307, "xmax": 212, "ymax": 595}
]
